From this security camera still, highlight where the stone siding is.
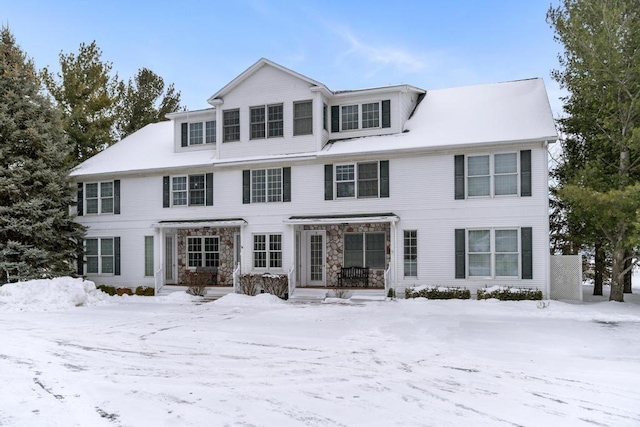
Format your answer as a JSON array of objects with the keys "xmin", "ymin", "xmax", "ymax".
[
  {"xmin": 177, "ymin": 227, "xmax": 238, "ymax": 285},
  {"xmin": 303, "ymin": 223, "xmax": 390, "ymax": 288}
]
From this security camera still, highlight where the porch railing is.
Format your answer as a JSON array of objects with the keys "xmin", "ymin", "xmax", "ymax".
[
  {"xmin": 287, "ymin": 266, "xmax": 295, "ymax": 298},
  {"xmin": 154, "ymin": 266, "xmax": 164, "ymax": 296},
  {"xmin": 232, "ymin": 263, "xmax": 240, "ymax": 293},
  {"xmin": 383, "ymin": 263, "xmax": 391, "ymax": 297}
]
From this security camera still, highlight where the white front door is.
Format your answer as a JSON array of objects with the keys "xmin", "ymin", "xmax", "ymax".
[
  {"xmin": 303, "ymin": 230, "xmax": 326, "ymax": 286},
  {"xmin": 164, "ymin": 234, "xmax": 177, "ymax": 284}
]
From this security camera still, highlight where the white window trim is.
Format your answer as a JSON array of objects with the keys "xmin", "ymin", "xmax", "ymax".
[
  {"xmin": 339, "ymin": 101, "xmax": 382, "ymax": 131},
  {"xmin": 186, "ymin": 236, "xmax": 220, "ymax": 269},
  {"xmin": 344, "ymin": 232, "xmax": 386, "ymax": 269},
  {"xmin": 335, "ymin": 161, "xmax": 380, "ymax": 199},
  {"xmin": 467, "ymin": 228, "xmax": 520, "ymax": 279},
  {"xmin": 85, "ymin": 237, "xmax": 115, "ymax": 276},
  {"xmin": 466, "ymin": 152, "xmax": 520, "ymax": 198},
  {"xmin": 183, "ymin": 120, "xmax": 216, "ymax": 146},
  {"xmin": 144, "ymin": 236, "xmax": 154, "ymax": 277},
  {"xmin": 170, "ymin": 174, "xmax": 208, "ymax": 207},
  {"xmin": 252, "ymin": 233, "xmax": 283, "ymax": 271},
  {"xmin": 403, "ymin": 230, "xmax": 418, "ymax": 278},
  {"xmin": 84, "ymin": 181, "xmax": 114, "ymax": 215},
  {"xmin": 223, "ymin": 109, "xmax": 240, "ymax": 143},
  {"xmin": 250, "ymin": 168, "xmax": 283, "ymax": 203},
  {"xmin": 293, "ymin": 100, "xmax": 313, "ymax": 136}
]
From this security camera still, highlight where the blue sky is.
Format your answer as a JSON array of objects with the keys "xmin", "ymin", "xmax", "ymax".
[{"xmin": 3, "ymin": 0, "xmax": 564, "ymax": 114}]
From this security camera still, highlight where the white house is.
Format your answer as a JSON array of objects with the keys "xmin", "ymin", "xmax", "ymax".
[{"xmin": 70, "ymin": 58, "xmax": 558, "ymax": 299}]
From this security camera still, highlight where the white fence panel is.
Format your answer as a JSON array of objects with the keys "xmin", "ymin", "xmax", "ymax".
[{"xmin": 550, "ymin": 255, "xmax": 582, "ymax": 301}]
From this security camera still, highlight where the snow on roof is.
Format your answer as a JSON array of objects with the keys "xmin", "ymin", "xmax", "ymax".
[
  {"xmin": 320, "ymin": 78, "xmax": 558, "ymax": 157},
  {"xmin": 70, "ymin": 121, "xmax": 215, "ymax": 177}
]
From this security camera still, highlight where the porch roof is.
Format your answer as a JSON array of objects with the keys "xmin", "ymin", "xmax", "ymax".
[
  {"xmin": 284, "ymin": 213, "xmax": 399, "ymax": 225},
  {"xmin": 154, "ymin": 218, "xmax": 247, "ymax": 229}
]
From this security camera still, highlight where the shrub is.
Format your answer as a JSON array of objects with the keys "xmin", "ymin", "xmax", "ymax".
[
  {"xmin": 96, "ymin": 284, "xmax": 116, "ymax": 296},
  {"xmin": 477, "ymin": 286, "xmax": 543, "ymax": 301},
  {"xmin": 135, "ymin": 286, "xmax": 154, "ymax": 296},
  {"xmin": 387, "ymin": 288, "xmax": 396, "ymax": 298},
  {"xmin": 238, "ymin": 274, "xmax": 261, "ymax": 296},
  {"xmin": 182, "ymin": 271, "xmax": 208, "ymax": 297},
  {"xmin": 405, "ymin": 286, "xmax": 471, "ymax": 300},
  {"xmin": 262, "ymin": 273, "xmax": 288, "ymax": 299},
  {"xmin": 329, "ymin": 287, "xmax": 351, "ymax": 299},
  {"xmin": 116, "ymin": 287, "xmax": 133, "ymax": 296}
]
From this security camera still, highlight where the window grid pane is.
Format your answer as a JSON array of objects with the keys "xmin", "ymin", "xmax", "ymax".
[
  {"xmin": 294, "ymin": 101, "xmax": 312, "ymax": 136},
  {"xmin": 223, "ymin": 109, "xmax": 240, "ymax": 142},
  {"xmin": 189, "ymin": 122, "xmax": 203, "ymax": 145},
  {"xmin": 495, "ymin": 229, "xmax": 518, "ymax": 277},
  {"xmin": 86, "ymin": 183, "xmax": 98, "ymax": 214},
  {"xmin": 253, "ymin": 235, "xmax": 267, "ymax": 268},
  {"xmin": 494, "ymin": 153, "xmax": 518, "ymax": 196},
  {"xmin": 172, "ymin": 176, "xmax": 187, "ymax": 206},
  {"xmin": 362, "ymin": 102, "xmax": 380, "ymax": 128},
  {"xmin": 344, "ymin": 233, "xmax": 364, "ymax": 268},
  {"xmin": 267, "ymin": 168, "xmax": 282, "ymax": 202},
  {"xmin": 468, "ymin": 155, "xmax": 490, "ymax": 197},
  {"xmin": 144, "ymin": 236, "xmax": 154, "ymax": 276},
  {"xmin": 341, "ymin": 105, "xmax": 359, "ymax": 130},
  {"xmin": 468, "ymin": 230, "xmax": 490, "ymax": 277},
  {"xmin": 187, "ymin": 237, "xmax": 202, "ymax": 268},
  {"xmin": 336, "ymin": 165, "xmax": 355, "ymax": 198},
  {"xmin": 100, "ymin": 182, "xmax": 113, "ymax": 213},
  {"xmin": 404, "ymin": 230, "xmax": 417, "ymax": 277},
  {"xmin": 365, "ymin": 233, "xmax": 385, "ymax": 268},
  {"xmin": 251, "ymin": 170, "xmax": 266, "ymax": 203},
  {"xmin": 189, "ymin": 175, "xmax": 205, "ymax": 206},
  {"xmin": 268, "ymin": 104, "xmax": 283, "ymax": 138},
  {"xmin": 357, "ymin": 162, "xmax": 378, "ymax": 198},
  {"xmin": 204, "ymin": 237, "xmax": 220, "ymax": 268},
  {"xmin": 205, "ymin": 121, "xmax": 216, "ymax": 144},
  {"xmin": 250, "ymin": 106, "xmax": 266, "ymax": 139},
  {"xmin": 269, "ymin": 234, "xmax": 282, "ymax": 268}
]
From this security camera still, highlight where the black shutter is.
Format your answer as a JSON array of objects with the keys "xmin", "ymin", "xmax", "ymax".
[
  {"xmin": 324, "ymin": 164, "xmax": 333, "ymax": 200},
  {"xmin": 114, "ymin": 237, "xmax": 121, "ymax": 276},
  {"xmin": 282, "ymin": 167, "xmax": 291, "ymax": 202},
  {"xmin": 379, "ymin": 160, "xmax": 389, "ymax": 198},
  {"xmin": 77, "ymin": 183, "xmax": 83, "ymax": 216},
  {"xmin": 455, "ymin": 229, "xmax": 466, "ymax": 279},
  {"xmin": 76, "ymin": 244, "xmax": 84, "ymax": 276},
  {"xmin": 454, "ymin": 155, "xmax": 465, "ymax": 200},
  {"xmin": 163, "ymin": 176, "xmax": 170, "ymax": 208},
  {"xmin": 181, "ymin": 123, "xmax": 188, "ymax": 147},
  {"xmin": 205, "ymin": 173, "xmax": 213, "ymax": 206},
  {"xmin": 242, "ymin": 170, "xmax": 251, "ymax": 204},
  {"xmin": 382, "ymin": 100, "xmax": 391, "ymax": 128},
  {"xmin": 520, "ymin": 150, "xmax": 532, "ymax": 197},
  {"xmin": 331, "ymin": 106, "xmax": 339, "ymax": 133},
  {"xmin": 521, "ymin": 227, "xmax": 533, "ymax": 279},
  {"xmin": 113, "ymin": 180, "xmax": 120, "ymax": 214}
]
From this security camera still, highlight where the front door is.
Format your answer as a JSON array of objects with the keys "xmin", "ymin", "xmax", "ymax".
[
  {"xmin": 164, "ymin": 234, "xmax": 177, "ymax": 285},
  {"xmin": 304, "ymin": 230, "xmax": 326, "ymax": 286}
]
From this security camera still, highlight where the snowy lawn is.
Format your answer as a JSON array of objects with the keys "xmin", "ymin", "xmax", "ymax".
[{"xmin": 1, "ymin": 279, "xmax": 639, "ymax": 427}]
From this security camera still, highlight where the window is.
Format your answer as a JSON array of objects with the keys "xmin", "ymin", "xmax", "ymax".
[
  {"xmin": 250, "ymin": 104, "xmax": 283, "ymax": 139},
  {"xmin": 223, "ymin": 109, "xmax": 240, "ymax": 142},
  {"xmin": 251, "ymin": 168, "xmax": 282, "ymax": 203},
  {"xmin": 294, "ymin": 100, "xmax": 313, "ymax": 135},
  {"xmin": 187, "ymin": 236, "xmax": 219, "ymax": 268},
  {"xmin": 253, "ymin": 234, "xmax": 282, "ymax": 269},
  {"xmin": 344, "ymin": 232, "xmax": 385, "ymax": 268},
  {"xmin": 468, "ymin": 229, "xmax": 519, "ymax": 277},
  {"xmin": 323, "ymin": 104, "xmax": 328, "ymax": 131},
  {"xmin": 144, "ymin": 236, "xmax": 154, "ymax": 277},
  {"xmin": 336, "ymin": 162, "xmax": 379, "ymax": 198},
  {"xmin": 362, "ymin": 102, "xmax": 380, "ymax": 128},
  {"xmin": 85, "ymin": 181, "xmax": 114, "ymax": 214},
  {"xmin": 468, "ymin": 153, "xmax": 518, "ymax": 197},
  {"xmin": 341, "ymin": 105, "xmax": 359, "ymax": 130},
  {"xmin": 205, "ymin": 121, "xmax": 216, "ymax": 144},
  {"xmin": 171, "ymin": 175, "xmax": 209, "ymax": 206},
  {"xmin": 85, "ymin": 237, "xmax": 114, "ymax": 275},
  {"xmin": 404, "ymin": 230, "xmax": 417, "ymax": 277},
  {"xmin": 189, "ymin": 122, "xmax": 203, "ymax": 145}
]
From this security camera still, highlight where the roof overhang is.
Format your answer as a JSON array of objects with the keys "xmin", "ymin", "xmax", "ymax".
[
  {"xmin": 284, "ymin": 213, "xmax": 399, "ymax": 225},
  {"xmin": 154, "ymin": 218, "xmax": 247, "ymax": 229}
]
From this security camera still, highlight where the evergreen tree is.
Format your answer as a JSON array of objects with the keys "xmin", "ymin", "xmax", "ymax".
[
  {"xmin": 548, "ymin": 0, "xmax": 640, "ymax": 302},
  {"xmin": 0, "ymin": 28, "xmax": 85, "ymax": 283},
  {"xmin": 42, "ymin": 41, "xmax": 118, "ymax": 165},
  {"xmin": 115, "ymin": 67, "xmax": 182, "ymax": 139}
]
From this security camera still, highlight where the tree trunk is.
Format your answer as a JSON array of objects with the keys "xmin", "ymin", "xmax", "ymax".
[
  {"xmin": 610, "ymin": 247, "xmax": 625, "ymax": 302},
  {"xmin": 624, "ymin": 251, "xmax": 632, "ymax": 293},
  {"xmin": 593, "ymin": 242, "xmax": 604, "ymax": 296}
]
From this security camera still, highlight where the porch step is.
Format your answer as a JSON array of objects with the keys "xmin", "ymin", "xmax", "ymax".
[
  {"xmin": 157, "ymin": 285, "xmax": 235, "ymax": 301},
  {"xmin": 288, "ymin": 288, "xmax": 387, "ymax": 303}
]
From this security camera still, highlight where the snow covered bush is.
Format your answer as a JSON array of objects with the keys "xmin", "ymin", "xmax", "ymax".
[
  {"xmin": 134, "ymin": 286, "xmax": 155, "ymax": 296},
  {"xmin": 183, "ymin": 271, "xmax": 207, "ymax": 296},
  {"xmin": 261, "ymin": 273, "xmax": 288, "ymax": 299},
  {"xmin": 477, "ymin": 286, "xmax": 543, "ymax": 301},
  {"xmin": 117, "ymin": 288, "xmax": 133, "ymax": 296},
  {"xmin": 96, "ymin": 285, "xmax": 117, "ymax": 296},
  {"xmin": 238, "ymin": 274, "xmax": 261, "ymax": 296},
  {"xmin": 405, "ymin": 286, "xmax": 471, "ymax": 300}
]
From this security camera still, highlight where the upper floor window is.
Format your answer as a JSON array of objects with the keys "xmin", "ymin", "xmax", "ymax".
[
  {"xmin": 163, "ymin": 174, "xmax": 213, "ymax": 207},
  {"xmin": 468, "ymin": 153, "xmax": 518, "ymax": 197},
  {"xmin": 361, "ymin": 102, "xmax": 380, "ymax": 128},
  {"xmin": 181, "ymin": 121, "xmax": 216, "ymax": 146},
  {"xmin": 331, "ymin": 100, "xmax": 391, "ymax": 133},
  {"xmin": 336, "ymin": 162, "xmax": 379, "ymax": 198},
  {"xmin": 293, "ymin": 100, "xmax": 313, "ymax": 136},
  {"xmin": 243, "ymin": 167, "xmax": 291, "ymax": 204},
  {"xmin": 341, "ymin": 105, "xmax": 359, "ymax": 131},
  {"xmin": 323, "ymin": 104, "xmax": 328, "ymax": 131},
  {"xmin": 223, "ymin": 109, "xmax": 240, "ymax": 142},
  {"xmin": 250, "ymin": 104, "xmax": 283, "ymax": 139},
  {"xmin": 80, "ymin": 180, "xmax": 120, "ymax": 215}
]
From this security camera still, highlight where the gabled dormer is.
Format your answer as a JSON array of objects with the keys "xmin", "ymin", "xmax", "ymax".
[{"xmin": 166, "ymin": 108, "xmax": 217, "ymax": 154}]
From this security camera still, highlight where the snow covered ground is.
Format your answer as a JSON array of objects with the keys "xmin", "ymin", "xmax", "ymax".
[{"xmin": 1, "ymin": 278, "xmax": 639, "ymax": 427}]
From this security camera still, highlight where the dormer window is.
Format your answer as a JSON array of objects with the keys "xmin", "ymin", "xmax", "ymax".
[
  {"xmin": 181, "ymin": 121, "xmax": 216, "ymax": 146},
  {"xmin": 331, "ymin": 100, "xmax": 391, "ymax": 132},
  {"xmin": 250, "ymin": 104, "xmax": 283, "ymax": 139},
  {"xmin": 223, "ymin": 109, "xmax": 240, "ymax": 142}
]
